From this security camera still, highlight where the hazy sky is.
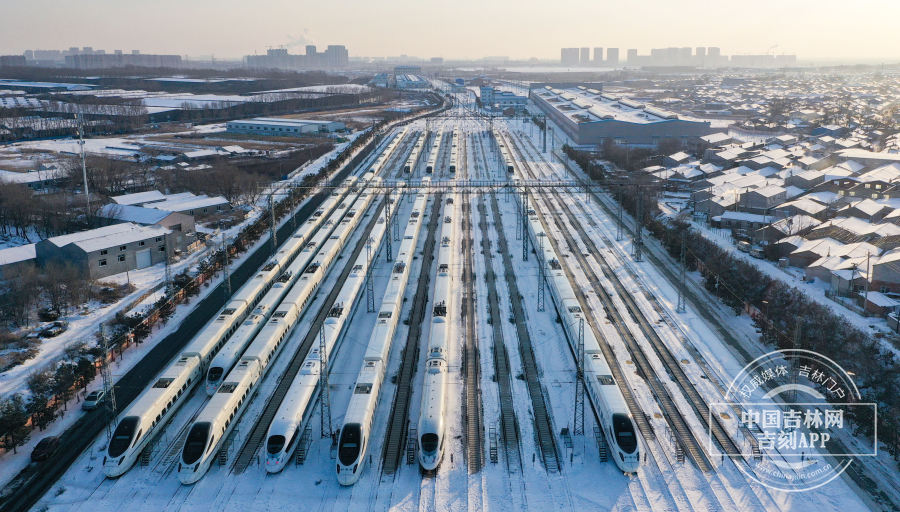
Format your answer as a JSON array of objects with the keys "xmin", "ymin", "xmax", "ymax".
[{"xmin": 2, "ymin": 0, "xmax": 899, "ymax": 62}]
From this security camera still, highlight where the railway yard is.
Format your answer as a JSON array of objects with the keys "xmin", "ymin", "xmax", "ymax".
[{"xmin": 18, "ymin": 96, "xmax": 881, "ymax": 512}]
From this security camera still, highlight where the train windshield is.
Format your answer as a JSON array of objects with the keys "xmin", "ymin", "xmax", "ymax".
[
  {"xmin": 266, "ymin": 435, "xmax": 285, "ymax": 455},
  {"xmin": 207, "ymin": 367, "xmax": 224, "ymax": 383},
  {"xmin": 613, "ymin": 413, "xmax": 638, "ymax": 454},
  {"xmin": 108, "ymin": 416, "xmax": 139, "ymax": 458},
  {"xmin": 182, "ymin": 422, "xmax": 211, "ymax": 465},
  {"xmin": 421, "ymin": 433, "xmax": 439, "ymax": 454},
  {"xmin": 338, "ymin": 423, "xmax": 362, "ymax": 466}
]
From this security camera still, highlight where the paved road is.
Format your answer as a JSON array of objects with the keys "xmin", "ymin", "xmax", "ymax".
[{"xmin": 0, "ymin": 166, "xmax": 353, "ymax": 512}]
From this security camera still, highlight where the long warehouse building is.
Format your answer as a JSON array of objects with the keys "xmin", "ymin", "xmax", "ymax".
[{"xmin": 530, "ymin": 85, "xmax": 713, "ymax": 146}]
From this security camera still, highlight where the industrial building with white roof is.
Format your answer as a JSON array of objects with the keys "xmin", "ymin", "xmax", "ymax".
[
  {"xmin": 35, "ymin": 223, "xmax": 175, "ymax": 279},
  {"xmin": 529, "ymin": 85, "xmax": 715, "ymax": 146},
  {"xmin": 225, "ymin": 117, "xmax": 345, "ymax": 137}
]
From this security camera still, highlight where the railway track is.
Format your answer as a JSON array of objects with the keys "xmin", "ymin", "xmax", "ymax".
[
  {"xmin": 460, "ymin": 136, "xmax": 484, "ymax": 474},
  {"xmin": 381, "ymin": 190, "xmax": 444, "ymax": 475},
  {"xmin": 475, "ymin": 200, "xmax": 522, "ymax": 472},
  {"xmin": 469, "ymin": 131, "xmax": 523, "ymax": 472},
  {"xmin": 516, "ymin": 132, "xmax": 746, "ymax": 461},
  {"xmin": 486, "ymin": 195, "xmax": 560, "ymax": 473},
  {"xmin": 507, "ymin": 131, "xmax": 745, "ymax": 471}
]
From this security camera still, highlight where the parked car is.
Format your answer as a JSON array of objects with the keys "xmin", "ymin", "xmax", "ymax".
[
  {"xmin": 737, "ymin": 241, "xmax": 751, "ymax": 253},
  {"xmin": 31, "ymin": 436, "xmax": 60, "ymax": 461},
  {"xmin": 41, "ymin": 322, "xmax": 66, "ymax": 338},
  {"xmin": 82, "ymin": 390, "xmax": 106, "ymax": 411}
]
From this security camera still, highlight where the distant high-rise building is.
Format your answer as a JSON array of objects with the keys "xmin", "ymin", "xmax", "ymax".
[
  {"xmin": 325, "ymin": 45, "xmax": 349, "ymax": 67},
  {"xmin": 680, "ymin": 47, "xmax": 692, "ymax": 62},
  {"xmin": 593, "ymin": 47, "xmax": 603, "ymax": 64},
  {"xmin": 708, "ymin": 47, "xmax": 720, "ymax": 57},
  {"xmin": 580, "ymin": 47, "xmax": 590, "ymax": 65},
  {"xmin": 114, "ymin": 50, "xmax": 123, "ymax": 55},
  {"xmin": 65, "ymin": 53, "xmax": 181, "ymax": 69},
  {"xmin": 431, "ymin": 57, "xmax": 443, "ymax": 65},
  {"xmin": 607, "ymin": 48, "xmax": 619, "ymax": 65},
  {"xmin": 132, "ymin": 50, "xmax": 140, "ymax": 55},
  {"xmin": 561, "ymin": 48, "xmax": 580, "ymax": 66},
  {"xmin": 696, "ymin": 47, "xmax": 706, "ymax": 58},
  {"xmin": 627, "ymin": 49, "xmax": 638, "ymax": 62}
]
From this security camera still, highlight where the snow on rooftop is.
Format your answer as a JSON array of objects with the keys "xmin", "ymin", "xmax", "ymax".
[
  {"xmin": 98, "ymin": 204, "xmax": 172, "ymax": 225},
  {"xmin": 0, "ymin": 244, "xmax": 35, "ymax": 266},
  {"xmin": 47, "ymin": 223, "xmax": 168, "ymax": 252},
  {"xmin": 111, "ymin": 190, "xmax": 167, "ymax": 206}
]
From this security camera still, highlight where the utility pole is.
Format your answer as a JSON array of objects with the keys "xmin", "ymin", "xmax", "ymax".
[
  {"xmin": 537, "ymin": 233, "xmax": 546, "ymax": 312},
  {"xmin": 366, "ymin": 237, "xmax": 375, "ymax": 313},
  {"xmin": 269, "ymin": 192, "xmax": 277, "ymax": 256},
  {"xmin": 384, "ymin": 193, "xmax": 393, "ymax": 261},
  {"xmin": 222, "ymin": 232, "xmax": 231, "ymax": 298},
  {"xmin": 319, "ymin": 324, "xmax": 332, "ymax": 438},
  {"xmin": 574, "ymin": 317, "xmax": 585, "ymax": 436},
  {"xmin": 616, "ymin": 185, "xmax": 624, "ymax": 241},
  {"xmin": 164, "ymin": 238, "xmax": 172, "ymax": 299},
  {"xmin": 77, "ymin": 113, "xmax": 91, "ymax": 226},
  {"xmin": 634, "ymin": 188, "xmax": 644, "ymax": 262},
  {"xmin": 99, "ymin": 324, "xmax": 117, "ymax": 440},
  {"xmin": 677, "ymin": 232, "xmax": 686, "ymax": 313}
]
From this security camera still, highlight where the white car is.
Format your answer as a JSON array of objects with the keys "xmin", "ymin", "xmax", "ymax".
[{"xmin": 82, "ymin": 390, "xmax": 106, "ymax": 411}]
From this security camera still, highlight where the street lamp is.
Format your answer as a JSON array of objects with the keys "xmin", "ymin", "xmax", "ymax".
[{"xmin": 761, "ymin": 300, "xmax": 770, "ymax": 337}]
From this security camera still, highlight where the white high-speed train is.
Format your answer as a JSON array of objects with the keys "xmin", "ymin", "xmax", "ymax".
[
  {"xmin": 518, "ymin": 174, "xmax": 641, "ymax": 473},
  {"xmin": 102, "ymin": 175, "xmax": 360, "ymax": 478},
  {"xmin": 492, "ymin": 128, "xmax": 515, "ymax": 174},
  {"xmin": 263, "ymin": 188, "xmax": 398, "ymax": 473},
  {"xmin": 369, "ymin": 128, "xmax": 408, "ymax": 176},
  {"xmin": 425, "ymin": 132, "xmax": 442, "ymax": 174},
  {"xmin": 403, "ymin": 132, "xmax": 426, "ymax": 174},
  {"xmin": 178, "ymin": 178, "xmax": 381, "ymax": 484},
  {"xmin": 448, "ymin": 126, "xmax": 459, "ymax": 176},
  {"xmin": 204, "ymin": 180, "xmax": 369, "ymax": 395},
  {"xmin": 336, "ymin": 177, "xmax": 431, "ymax": 485},
  {"xmin": 417, "ymin": 193, "xmax": 455, "ymax": 470}
]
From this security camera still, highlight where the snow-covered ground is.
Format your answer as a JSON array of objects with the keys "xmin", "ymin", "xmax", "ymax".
[{"xmin": 18, "ymin": 103, "xmax": 895, "ymax": 511}]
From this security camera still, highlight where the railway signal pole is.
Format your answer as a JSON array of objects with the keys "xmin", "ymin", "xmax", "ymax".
[
  {"xmin": 574, "ymin": 317, "xmax": 585, "ymax": 436},
  {"xmin": 319, "ymin": 324, "xmax": 332, "ymax": 438}
]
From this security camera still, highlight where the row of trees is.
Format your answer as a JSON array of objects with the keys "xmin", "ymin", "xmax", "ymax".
[
  {"xmin": 565, "ymin": 146, "xmax": 900, "ymax": 460},
  {"xmin": 0, "ymin": 342, "xmax": 100, "ymax": 454}
]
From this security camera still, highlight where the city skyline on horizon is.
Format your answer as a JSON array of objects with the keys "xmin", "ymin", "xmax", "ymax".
[{"xmin": 2, "ymin": 0, "xmax": 900, "ymax": 64}]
